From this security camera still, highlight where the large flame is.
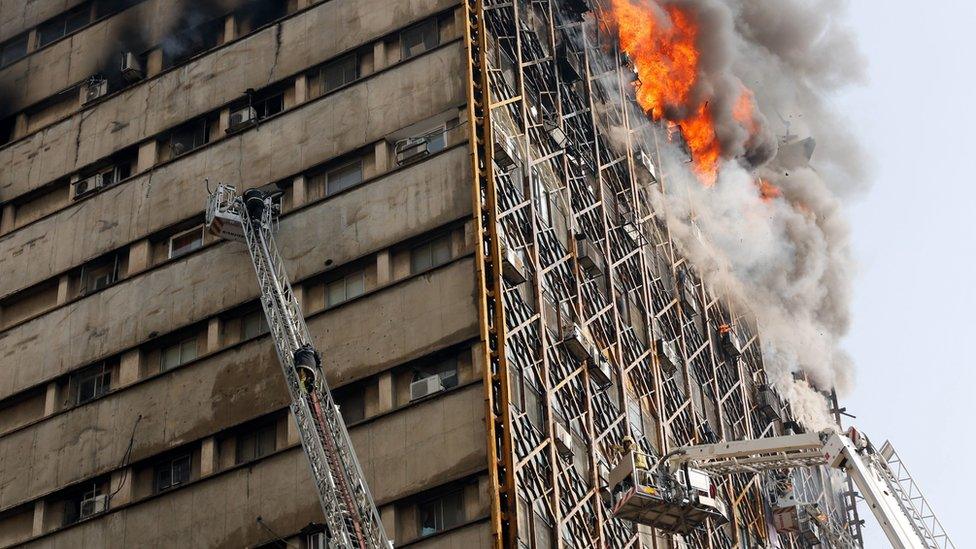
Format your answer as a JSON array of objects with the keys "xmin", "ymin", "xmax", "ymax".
[{"xmin": 608, "ymin": 0, "xmax": 758, "ymax": 185}]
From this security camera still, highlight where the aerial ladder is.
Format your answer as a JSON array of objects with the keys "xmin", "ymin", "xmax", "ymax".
[
  {"xmin": 205, "ymin": 184, "xmax": 391, "ymax": 549},
  {"xmin": 609, "ymin": 427, "xmax": 954, "ymax": 548}
]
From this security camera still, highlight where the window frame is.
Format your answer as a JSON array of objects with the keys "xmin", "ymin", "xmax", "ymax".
[
  {"xmin": 325, "ymin": 159, "xmax": 364, "ymax": 196},
  {"xmin": 75, "ymin": 362, "xmax": 111, "ymax": 405},
  {"xmin": 168, "ymin": 225, "xmax": 205, "ymax": 259},
  {"xmin": 418, "ymin": 489, "xmax": 464, "ymax": 537},
  {"xmin": 321, "ymin": 53, "xmax": 359, "ymax": 93},
  {"xmin": 242, "ymin": 309, "xmax": 269, "ymax": 339},
  {"xmin": 325, "ymin": 270, "xmax": 366, "ymax": 308},
  {"xmin": 160, "ymin": 336, "xmax": 199, "ymax": 371},
  {"xmin": 235, "ymin": 421, "xmax": 277, "ymax": 464},
  {"xmin": 0, "ymin": 33, "xmax": 29, "ymax": 68},
  {"xmin": 154, "ymin": 453, "xmax": 191, "ymax": 493},
  {"xmin": 79, "ymin": 253, "xmax": 120, "ymax": 294},
  {"xmin": 169, "ymin": 118, "xmax": 210, "ymax": 157},
  {"xmin": 401, "ymin": 19, "xmax": 440, "ymax": 59},
  {"xmin": 410, "ymin": 234, "xmax": 452, "ymax": 274},
  {"xmin": 37, "ymin": 4, "xmax": 92, "ymax": 48}
]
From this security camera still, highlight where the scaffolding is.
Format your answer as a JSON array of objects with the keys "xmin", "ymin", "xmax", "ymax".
[{"xmin": 464, "ymin": 0, "xmax": 863, "ymax": 547}]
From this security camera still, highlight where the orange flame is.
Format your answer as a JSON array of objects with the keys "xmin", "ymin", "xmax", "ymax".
[
  {"xmin": 757, "ymin": 178, "xmax": 781, "ymax": 202},
  {"xmin": 608, "ymin": 1, "xmax": 760, "ymax": 186}
]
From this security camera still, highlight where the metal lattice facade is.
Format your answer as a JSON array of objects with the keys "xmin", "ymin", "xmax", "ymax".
[{"xmin": 465, "ymin": 0, "xmax": 863, "ymax": 547}]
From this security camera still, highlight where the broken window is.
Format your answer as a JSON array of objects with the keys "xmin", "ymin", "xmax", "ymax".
[
  {"xmin": 322, "ymin": 54, "xmax": 359, "ymax": 93},
  {"xmin": 401, "ymin": 19, "xmax": 439, "ymax": 59},
  {"xmin": 168, "ymin": 118, "xmax": 211, "ymax": 157},
  {"xmin": 73, "ymin": 362, "xmax": 111, "ymax": 405},
  {"xmin": 168, "ymin": 226, "xmax": 204, "ymax": 258},
  {"xmin": 155, "ymin": 453, "xmax": 191, "ymax": 493},
  {"xmin": 325, "ymin": 270, "xmax": 365, "ymax": 308},
  {"xmin": 325, "ymin": 160, "xmax": 363, "ymax": 195},
  {"xmin": 235, "ymin": 422, "xmax": 276, "ymax": 463},
  {"xmin": 418, "ymin": 490, "xmax": 463, "ymax": 536},
  {"xmin": 80, "ymin": 253, "xmax": 121, "ymax": 294},
  {"xmin": 160, "ymin": 337, "xmax": 198, "ymax": 371},
  {"xmin": 410, "ymin": 234, "xmax": 451, "ymax": 274},
  {"xmin": 37, "ymin": 4, "xmax": 92, "ymax": 47},
  {"xmin": 0, "ymin": 33, "xmax": 28, "ymax": 67}
]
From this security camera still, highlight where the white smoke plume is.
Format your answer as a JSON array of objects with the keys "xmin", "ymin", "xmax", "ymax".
[{"xmin": 593, "ymin": 0, "xmax": 868, "ymax": 428}]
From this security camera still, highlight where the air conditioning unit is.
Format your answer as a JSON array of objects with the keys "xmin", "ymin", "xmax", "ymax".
[
  {"xmin": 655, "ymin": 338, "xmax": 680, "ymax": 375},
  {"xmin": 395, "ymin": 136, "xmax": 430, "ymax": 165},
  {"xmin": 410, "ymin": 375, "xmax": 444, "ymax": 401},
  {"xmin": 557, "ymin": 43, "xmax": 583, "ymax": 83},
  {"xmin": 84, "ymin": 77, "xmax": 108, "ymax": 104},
  {"xmin": 576, "ymin": 237, "xmax": 603, "ymax": 279},
  {"xmin": 559, "ymin": 322, "xmax": 592, "ymax": 363},
  {"xmin": 493, "ymin": 138, "xmax": 518, "ymax": 174},
  {"xmin": 73, "ymin": 173, "xmax": 105, "ymax": 199},
  {"xmin": 500, "ymin": 242, "xmax": 527, "ymax": 285},
  {"xmin": 588, "ymin": 347, "xmax": 613, "ymax": 390},
  {"xmin": 755, "ymin": 384, "xmax": 782, "ymax": 423},
  {"xmin": 79, "ymin": 494, "xmax": 108, "ymax": 519},
  {"xmin": 554, "ymin": 421, "xmax": 573, "ymax": 459},
  {"xmin": 226, "ymin": 105, "xmax": 257, "ymax": 134},
  {"xmin": 120, "ymin": 52, "xmax": 143, "ymax": 83}
]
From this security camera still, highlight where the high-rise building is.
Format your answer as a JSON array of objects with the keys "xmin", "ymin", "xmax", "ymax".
[{"xmin": 0, "ymin": 1, "xmax": 859, "ymax": 547}]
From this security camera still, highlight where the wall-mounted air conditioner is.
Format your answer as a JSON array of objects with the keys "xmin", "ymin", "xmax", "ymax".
[
  {"xmin": 79, "ymin": 494, "xmax": 108, "ymax": 519},
  {"xmin": 755, "ymin": 384, "xmax": 782, "ymax": 423},
  {"xmin": 410, "ymin": 375, "xmax": 444, "ymax": 401},
  {"xmin": 227, "ymin": 105, "xmax": 258, "ymax": 134},
  {"xmin": 576, "ymin": 237, "xmax": 603, "ymax": 279},
  {"xmin": 718, "ymin": 326, "xmax": 742, "ymax": 359},
  {"xmin": 493, "ymin": 138, "xmax": 519, "ymax": 174},
  {"xmin": 121, "ymin": 52, "xmax": 143, "ymax": 83},
  {"xmin": 559, "ymin": 322, "xmax": 592, "ymax": 363},
  {"xmin": 73, "ymin": 173, "xmax": 105, "ymax": 200},
  {"xmin": 500, "ymin": 242, "xmax": 527, "ymax": 285},
  {"xmin": 395, "ymin": 136, "xmax": 430, "ymax": 165},
  {"xmin": 84, "ymin": 77, "xmax": 108, "ymax": 104},
  {"xmin": 554, "ymin": 421, "xmax": 574, "ymax": 459}
]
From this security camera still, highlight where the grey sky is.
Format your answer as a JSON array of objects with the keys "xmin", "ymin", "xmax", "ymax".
[{"xmin": 835, "ymin": 0, "xmax": 975, "ymax": 545}]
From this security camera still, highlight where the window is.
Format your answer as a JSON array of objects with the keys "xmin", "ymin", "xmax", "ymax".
[
  {"xmin": 253, "ymin": 92, "xmax": 284, "ymax": 120},
  {"xmin": 401, "ymin": 19, "xmax": 439, "ymax": 59},
  {"xmin": 168, "ymin": 226, "xmax": 204, "ymax": 258},
  {"xmin": 335, "ymin": 387, "xmax": 365, "ymax": 424},
  {"xmin": 325, "ymin": 270, "xmax": 365, "ymax": 307},
  {"xmin": 169, "ymin": 119, "xmax": 210, "ymax": 157},
  {"xmin": 322, "ymin": 54, "xmax": 359, "ymax": 93},
  {"xmin": 412, "ymin": 356, "xmax": 459, "ymax": 390},
  {"xmin": 155, "ymin": 454, "xmax": 191, "ymax": 493},
  {"xmin": 236, "ymin": 422, "xmax": 276, "ymax": 463},
  {"xmin": 242, "ymin": 310, "xmax": 269, "ymax": 339},
  {"xmin": 425, "ymin": 125, "xmax": 446, "ymax": 154},
  {"xmin": 80, "ymin": 254, "xmax": 120, "ymax": 294},
  {"xmin": 0, "ymin": 34, "xmax": 28, "ymax": 67},
  {"xmin": 74, "ymin": 363, "xmax": 111, "ymax": 405},
  {"xmin": 325, "ymin": 160, "xmax": 363, "ymax": 195},
  {"xmin": 418, "ymin": 490, "xmax": 463, "ymax": 536},
  {"xmin": 410, "ymin": 234, "xmax": 451, "ymax": 273},
  {"xmin": 160, "ymin": 337, "xmax": 198, "ymax": 371},
  {"xmin": 38, "ymin": 5, "xmax": 92, "ymax": 47},
  {"xmin": 63, "ymin": 485, "xmax": 105, "ymax": 526}
]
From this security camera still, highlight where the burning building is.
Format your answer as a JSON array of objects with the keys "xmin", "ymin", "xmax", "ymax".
[{"xmin": 0, "ymin": 0, "xmax": 866, "ymax": 547}]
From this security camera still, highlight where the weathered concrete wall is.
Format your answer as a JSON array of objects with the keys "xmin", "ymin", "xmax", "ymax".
[
  {"xmin": 0, "ymin": 258, "xmax": 478, "ymax": 512},
  {"xmin": 0, "ymin": 0, "xmax": 458, "ymax": 199},
  {"xmin": 409, "ymin": 521, "xmax": 492, "ymax": 548},
  {"xmin": 17, "ymin": 448, "xmax": 322, "ymax": 549},
  {"xmin": 351, "ymin": 383, "xmax": 485, "ymax": 505},
  {"xmin": 0, "ymin": 150, "xmax": 473, "ymax": 400},
  {"xmin": 0, "ymin": 0, "xmax": 89, "ymax": 43}
]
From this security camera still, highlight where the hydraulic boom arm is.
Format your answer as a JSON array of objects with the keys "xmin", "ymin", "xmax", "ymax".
[{"xmin": 206, "ymin": 184, "xmax": 390, "ymax": 549}]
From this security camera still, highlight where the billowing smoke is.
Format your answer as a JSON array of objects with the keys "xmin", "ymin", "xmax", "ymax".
[{"xmin": 595, "ymin": 0, "xmax": 867, "ymax": 429}]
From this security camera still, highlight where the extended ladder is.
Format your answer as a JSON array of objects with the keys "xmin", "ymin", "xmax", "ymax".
[{"xmin": 206, "ymin": 184, "xmax": 390, "ymax": 549}]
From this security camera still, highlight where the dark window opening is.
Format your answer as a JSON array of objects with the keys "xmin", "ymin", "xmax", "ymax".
[
  {"xmin": 164, "ymin": 17, "xmax": 224, "ymax": 68},
  {"xmin": 242, "ymin": 309, "xmax": 269, "ymax": 339},
  {"xmin": 241, "ymin": 0, "xmax": 288, "ymax": 30},
  {"xmin": 418, "ymin": 490, "xmax": 463, "ymax": 536},
  {"xmin": 410, "ymin": 234, "xmax": 452, "ymax": 273},
  {"xmin": 401, "ymin": 19, "xmax": 439, "ymax": 59},
  {"xmin": 334, "ymin": 386, "xmax": 365, "ymax": 424},
  {"xmin": 62, "ymin": 484, "xmax": 105, "ymax": 526},
  {"xmin": 236, "ymin": 422, "xmax": 277, "ymax": 464},
  {"xmin": 155, "ymin": 454, "xmax": 191, "ymax": 493},
  {"xmin": 411, "ymin": 356, "xmax": 459, "ymax": 390},
  {"xmin": 169, "ymin": 118, "xmax": 211, "ymax": 157},
  {"xmin": 0, "ymin": 33, "xmax": 28, "ymax": 67},
  {"xmin": 80, "ymin": 253, "xmax": 121, "ymax": 294}
]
